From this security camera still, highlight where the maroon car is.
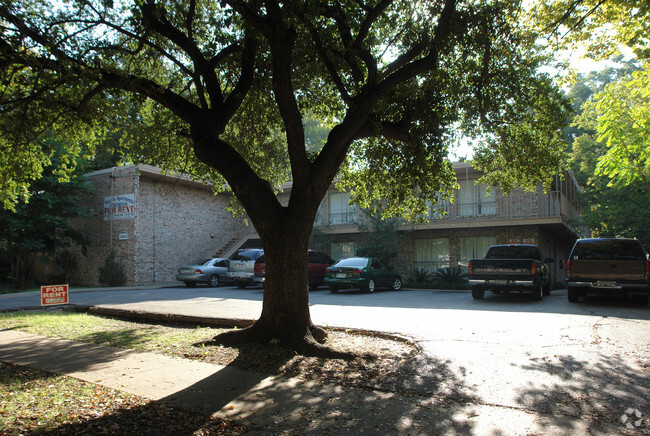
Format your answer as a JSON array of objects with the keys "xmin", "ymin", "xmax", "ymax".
[{"xmin": 254, "ymin": 249, "xmax": 335, "ymax": 290}]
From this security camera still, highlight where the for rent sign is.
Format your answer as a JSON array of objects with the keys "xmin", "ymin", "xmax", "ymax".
[
  {"xmin": 41, "ymin": 284, "xmax": 69, "ymax": 306},
  {"xmin": 104, "ymin": 194, "xmax": 135, "ymax": 220}
]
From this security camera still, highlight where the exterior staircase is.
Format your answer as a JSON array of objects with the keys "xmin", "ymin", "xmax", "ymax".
[{"xmin": 214, "ymin": 235, "xmax": 249, "ymax": 258}]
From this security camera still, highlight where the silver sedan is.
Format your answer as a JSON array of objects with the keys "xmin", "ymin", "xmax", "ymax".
[{"xmin": 175, "ymin": 258, "xmax": 233, "ymax": 288}]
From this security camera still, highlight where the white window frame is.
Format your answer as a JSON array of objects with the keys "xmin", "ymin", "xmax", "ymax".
[
  {"xmin": 329, "ymin": 192, "xmax": 356, "ymax": 225},
  {"xmin": 457, "ymin": 180, "xmax": 497, "ymax": 217}
]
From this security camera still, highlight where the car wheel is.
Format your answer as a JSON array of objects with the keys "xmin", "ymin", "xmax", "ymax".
[
  {"xmin": 237, "ymin": 281, "xmax": 247, "ymax": 289},
  {"xmin": 184, "ymin": 282, "xmax": 196, "ymax": 288},
  {"xmin": 366, "ymin": 279, "xmax": 376, "ymax": 293},
  {"xmin": 208, "ymin": 275, "xmax": 220, "ymax": 287},
  {"xmin": 329, "ymin": 287, "xmax": 339, "ymax": 294},
  {"xmin": 471, "ymin": 286, "xmax": 484, "ymax": 300},
  {"xmin": 392, "ymin": 278, "xmax": 402, "ymax": 291},
  {"xmin": 568, "ymin": 287, "xmax": 579, "ymax": 303},
  {"xmin": 533, "ymin": 282, "xmax": 543, "ymax": 301}
]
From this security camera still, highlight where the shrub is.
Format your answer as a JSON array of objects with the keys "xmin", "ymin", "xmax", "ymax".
[
  {"xmin": 410, "ymin": 268, "xmax": 433, "ymax": 284},
  {"xmin": 431, "ymin": 266, "xmax": 468, "ymax": 290},
  {"xmin": 98, "ymin": 250, "xmax": 126, "ymax": 286}
]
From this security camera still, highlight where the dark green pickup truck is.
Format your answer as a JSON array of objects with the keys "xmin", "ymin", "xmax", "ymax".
[{"xmin": 566, "ymin": 238, "xmax": 650, "ymax": 305}]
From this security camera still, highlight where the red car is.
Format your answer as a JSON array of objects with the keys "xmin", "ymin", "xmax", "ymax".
[{"xmin": 254, "ymin": 249, "xmax": 335, "ymax": 290}]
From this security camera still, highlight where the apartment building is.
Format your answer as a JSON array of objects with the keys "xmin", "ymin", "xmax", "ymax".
[
  {"xmin": 73, "ymin": 163, "xmax": 583, "ymax": 287},
  {"xmin": 296, "ymin": 162, "xmax": 583, "ymax": 287},
  {"xmin": 73, "ymin": 165, "xmax": 248, "ymax": 286}
]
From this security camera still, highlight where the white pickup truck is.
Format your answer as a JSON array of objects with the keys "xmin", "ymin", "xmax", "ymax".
[{"xmin": 227, "ymin": 248, "xmax": 264, "ymax": 288}]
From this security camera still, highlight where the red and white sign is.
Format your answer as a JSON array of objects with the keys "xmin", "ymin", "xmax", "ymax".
[{"xmin": 41, "ymin": 284, "xmax": 69, "ymax": 306}]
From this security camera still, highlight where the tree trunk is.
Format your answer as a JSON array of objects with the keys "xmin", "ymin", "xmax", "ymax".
[
  {"xmin": 10, "ymin": 250, "xmax": 35, "ymax": 290},
  {"xmin": 209, "ymin": 204, "xmax": 354, "ymax": 359},
  {"xmin": 254, "ymin": 218, "xmax": 313, "ymax": 342}
]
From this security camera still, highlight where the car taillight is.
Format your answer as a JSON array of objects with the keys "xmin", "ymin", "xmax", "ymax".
[
  {"xmin": 531, "ymin": 262, "xmax": 537, "ymax": 276},
  {"xmin": 468, "ymin": 260, "xmax": 473, "ymax": 276},
  {"xmin": 566, "ymin": 259, "xmax": 572, "ymax": 276},
  {"xmin": 352, "ymin": 269, "xmax": 363, "ymax": 274},
  {"xmin": 325, "ymin": 268, "xmax": 330, "ymax": 273},
  {"xmin": 645, "ymin": 260, "xmax": 650, "ymax": 279},
  {"xmin": 194, "ymin": 269, "xmax": 203, "ymax": 274}
]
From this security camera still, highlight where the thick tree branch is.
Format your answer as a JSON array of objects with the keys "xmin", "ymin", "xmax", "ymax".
[
  {"xmin": 304, "ymin": 20, "xmax": 352, "ymax": 103},
  {"xmin": 222, "ymin": 35, "xmax": 256, "ymax": 122},
  {"xmin": 374, "ymin": 0, "xmax": 457, "ymax": 99},
  {"xmin": 264, "ymin": 2, "xmax": 310, "ymax": 187},
  {"xmin": 139, "ymin": 3, "xmax": 224, "ymax": 108}
]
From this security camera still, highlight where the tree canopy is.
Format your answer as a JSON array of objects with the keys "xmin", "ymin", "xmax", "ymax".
[
  {"xmin": 0, "ymin": 138, "xmax": 91, "ymax": 288},
  {"xmin": 592, "ymin": 65, "xmax": 650, "ymax": 193},
  {"xmin": 567, "ymin": 62, "xmax": 650, "ymax": 246},
  {"xmin": 536, "ymin": 0, "xmax": 650, "ymax": 244},
  {"xmin": 0, "ymin": 0, "xmax": 572, "ymax": 353}
]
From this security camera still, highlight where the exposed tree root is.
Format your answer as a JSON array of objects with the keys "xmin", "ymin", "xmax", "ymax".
[
  {"xmin": 309, "ymin": 324, "xmax": 328, "ymax": 344},
  {"xmin": 198, "ymin": 322, "xmax": 357, "ymax": 360},
  {"xmin": 294, "ymin": 335, "xmax": 356, "ymax": 360}
]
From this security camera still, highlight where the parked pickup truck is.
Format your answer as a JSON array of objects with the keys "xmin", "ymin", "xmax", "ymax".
[
  {"xmin": 566, "ymin": 238, "xmax": 649, "ymax": 305},
  {"xmin": 227, "ymin": 248, "xmax": 264, "ymax": 288},
  {"xmin": 468, "ymin": 244, "xmax": 553, "ymax": 301}
]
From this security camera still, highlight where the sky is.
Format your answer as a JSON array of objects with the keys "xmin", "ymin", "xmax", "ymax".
[{"xmin": 447, "ymin": 46, "xmax": 628, "ymax": 162}]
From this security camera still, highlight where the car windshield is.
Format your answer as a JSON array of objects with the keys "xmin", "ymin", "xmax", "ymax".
[
  {"xmin": 230, "ymin": 250, "xmax": 263, "ymax": 261},
  {"xmin": 572, "ymin": 239, "xmax": 646, "ymax": 261},
  {"xmin": 333, "ymin": 258, "xmax": 368, "ymax": 268},
  {"xmin": 485, "ymin": 246, "xmax": 541, "ymax": 260}
]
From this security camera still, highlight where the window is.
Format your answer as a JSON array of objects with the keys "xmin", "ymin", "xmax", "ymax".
[
  {"xmin": 457, "ymin": 180, "xmax": 497, "ymax": 217},
  {"xmin": 427, "ymin": 195, "xmax": 450, "ymax": 219},
  {"xmin": 331, "ymin": 242, "xmax": 355, "ymax": 261},
  {"xmin": 459, "ymin": 236, "xmax": 496, "ymax": 266},
  {"xmin": 414, "ymin": 238, "xmax": 450, "ymax": 273},
  {"xmin": 329, "ymin": 192, "xmax": 356, "ymax": 225}
]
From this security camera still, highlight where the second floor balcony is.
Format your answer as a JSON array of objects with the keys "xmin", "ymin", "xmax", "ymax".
[{"xmin": 317, "ymin": 171, "xmax": 582, "ymax": 231}]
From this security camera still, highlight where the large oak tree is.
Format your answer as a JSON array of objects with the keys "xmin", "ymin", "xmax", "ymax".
[{"xmin": 0, "ymin": 0, "xmax": 570, "ymax": 355}]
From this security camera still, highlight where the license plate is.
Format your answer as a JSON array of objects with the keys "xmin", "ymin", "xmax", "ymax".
[
  {"xmin": 596, "ymin": 281, "xmax": 616, "ymax": 288},
  {"xmin": 336, "ymin": 273, "xmax": 347, "ymax": 278},
  {"xmin": 494, "ymin": 280, "xmax": 508, "ymax": 285}
]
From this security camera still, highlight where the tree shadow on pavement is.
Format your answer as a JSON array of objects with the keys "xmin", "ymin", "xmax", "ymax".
[
  {"xmin": 156, "ymin": 351, "xmax": 481, "ymax": 435},
  {"xmin": 515, "ymin": 353, "xmax": 650, "ymax": 431}
]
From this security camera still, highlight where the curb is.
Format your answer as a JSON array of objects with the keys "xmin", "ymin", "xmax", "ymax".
[{"xmin": 79, "ymin": 305, "xmax": 256, "ymax": 329}]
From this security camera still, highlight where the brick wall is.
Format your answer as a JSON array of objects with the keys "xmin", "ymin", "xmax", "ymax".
[
  {"xmin": 72, "ymin": 165, "xmax": 246, "ymax": 286},
  {"xmin": 134, "ymin": 172, "xmax": 246, "ymax": 283}
]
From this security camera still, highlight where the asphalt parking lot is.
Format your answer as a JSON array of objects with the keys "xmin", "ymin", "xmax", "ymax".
[{"xmin": 1, "ymin": 284, "xmax": 649, "ymax": 433}]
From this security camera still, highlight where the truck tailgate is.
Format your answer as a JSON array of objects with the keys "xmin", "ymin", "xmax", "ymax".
[
  {"xmin": 569, "ymin": 260, "xmax": 647, "ymax": 281},
  {"xmin": 471, "ymin": 259, "xmax": 534, "ymax": 278}
]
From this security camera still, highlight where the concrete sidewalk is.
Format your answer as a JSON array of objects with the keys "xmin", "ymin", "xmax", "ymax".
[{"xmin": 0, "ymin": 316, "xmax": 622, "ymax": 435}]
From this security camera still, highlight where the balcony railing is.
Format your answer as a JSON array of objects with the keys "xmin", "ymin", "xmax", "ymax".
[
  {"xmin": 316, "ymin": 190, "xmax": 578, "ymax": 230},
  {"xmin": 329, "ymin": 209, "xmax": 357, "ymax": 226},
  {"xmin": 421, "ymin": 190, "xmax": 576, "ymax": 223}
]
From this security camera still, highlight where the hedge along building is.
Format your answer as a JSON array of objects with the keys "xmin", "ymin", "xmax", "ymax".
[{"xmin": 74, "ymin": 165, "xmax": 251, "ymax": 286}]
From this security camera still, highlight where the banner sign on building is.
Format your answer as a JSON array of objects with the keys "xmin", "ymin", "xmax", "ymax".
[
  {"xmin": 41, "ymin": 284, "xmax": 69, "ymax": 306},
  {"xmin": 104, "ymin": 194, "xmax": 135, "ymax": 220}
]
